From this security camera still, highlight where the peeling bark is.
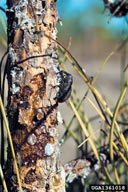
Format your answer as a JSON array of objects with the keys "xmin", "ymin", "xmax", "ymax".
[{"xmin": 6, "ymin": 0, "xmax": 66, "ymax": 191}]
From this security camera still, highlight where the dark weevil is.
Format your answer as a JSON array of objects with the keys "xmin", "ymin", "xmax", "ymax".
[{"xmin": 56, "ymin": 70, "xmax": 73, "ymax": 103}]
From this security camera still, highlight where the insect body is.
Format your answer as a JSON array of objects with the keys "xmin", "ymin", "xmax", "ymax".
[
  {"xmin": 103, "ymin": 0, "xmax": 128, "ymax": 17},
  {"xmin": 56, "ymin": 70, "xmax": 73, "ymax": 103}
]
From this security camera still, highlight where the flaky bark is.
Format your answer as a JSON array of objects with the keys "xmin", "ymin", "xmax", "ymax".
[{"xmin": 6, "ymin": 0, "xmax": 65, "ymax": 191}]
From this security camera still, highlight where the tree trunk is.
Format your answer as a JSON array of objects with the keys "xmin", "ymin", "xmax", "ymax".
[{"xmin": 6, "ymin": 0, "xmax": 66, "ymax": 191}]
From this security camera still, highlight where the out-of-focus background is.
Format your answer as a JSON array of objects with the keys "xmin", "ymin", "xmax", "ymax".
[
  {"xmin": 0, "ymin": 0, "xmax": 128, "ymax": 163},
  {"xmin": 57, "ymin": 0, "xmax": 128, "ymax": 163}
]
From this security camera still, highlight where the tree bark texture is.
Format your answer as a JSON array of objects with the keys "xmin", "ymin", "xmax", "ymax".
[{"xmin": 6, "ymin": 0, "xmax": 65, "ymax": 191}]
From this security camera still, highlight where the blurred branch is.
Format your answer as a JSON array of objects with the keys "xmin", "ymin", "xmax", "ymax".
[{"xmin": 0, "ymin": 7, "xmax": 5, "ymax": 13}]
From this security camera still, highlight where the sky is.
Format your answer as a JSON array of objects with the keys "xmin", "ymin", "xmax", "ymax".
[
  {"xmin": 0, "ymin": 1, "xmax": 7, "ymax": 11},
  {"xmin": 57, "ymin": 0, "xmax": 94, "ymax": 18}
]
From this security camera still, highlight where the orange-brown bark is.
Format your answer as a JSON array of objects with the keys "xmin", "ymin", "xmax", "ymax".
[{"xmin": 6, "ymin": 0, "xmax": 65, "ymax": 191}]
